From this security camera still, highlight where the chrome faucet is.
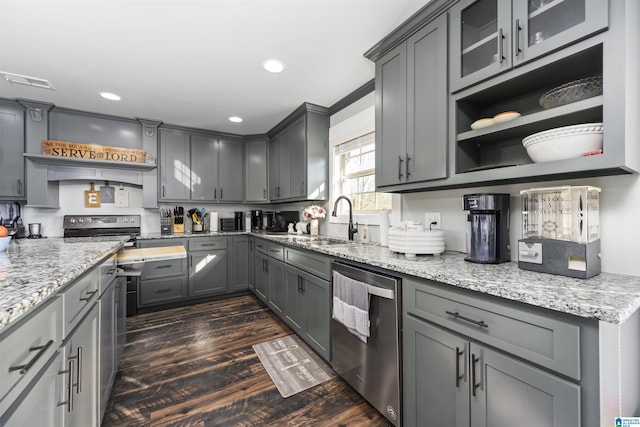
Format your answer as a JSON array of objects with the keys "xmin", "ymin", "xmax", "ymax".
[{"xmin": 332, "ymin": 196, "xmax": 358, "ymax": 241}]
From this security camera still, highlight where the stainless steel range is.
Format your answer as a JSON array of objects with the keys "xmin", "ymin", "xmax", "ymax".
[
  {"xmin": 63, "ymin": 215, "xmax": 141, "ymax": 242},
  {"xmin": 64, "ymin": 215, "xmax": 141, "ymax": 316}
]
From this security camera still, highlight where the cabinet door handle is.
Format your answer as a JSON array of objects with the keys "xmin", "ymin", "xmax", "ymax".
[
  {"xmin": 68, "ymin": 346, "xmax": 83, "ymax": 394},
  {"xmin": 263, "ymin": 189, "xmax": 266, "ymax": 199},
  {"xmin": 214, "ymin": 188, "xmax": 217, "ymax": 199},
  {"xmin": 155, "ymin": 264, "xmax": 173, "ymax": 269},
  {"xmin": 471, "ymin": 353, "xmax": 481, "ymax": 397},
  {"xmin": 157, "ymin": 288, "xmax": 173, "ymax": 294},
  {"xmin": 190, "ymin": 255, "xmax": 193, "ymax": 267},
  {"xmin": 8, "ymin": 339, "xmax": 54, "ymax": 374},
  {"xmin": 162, "ymin": 185, "xmax": 166, "ymax": 198},
  {"xmin": 515, "ymin": 19, "xmax": 522, "ymax": 56},
  {"xmin": 17, "ymin": 179, "xmax": 23, "ymax": 195},
  {"xmin": 406, "ymin": 153, "xmax": 411, "ymax": 178},
  {"xmin": 297, "ymin": 275, "xmax": 302, "ymax": 292},
  {"xmin": 79, "ymin": 289, "xmax": 98, "ymax": 302},
  {"xmin": 220, "ymin": 188, "xmax": 223, "ymax": 199},
  {"xmin": 498, "ymin": 28, "xmax": 505, "ymax": 63},
  {"xmin": 57, "ymin": 360, "xmax": 74, "ymax": 412},
  {"xmin": 398, "ymin": 155, "xmax": 404, "ymax": 180},
  {"xmin": 445, "ymin": 310, "xmax": 488, "ymax": 328},
  {"xmin": 455, "ymin": 346, "xmax": 464, "ymax": 388}
]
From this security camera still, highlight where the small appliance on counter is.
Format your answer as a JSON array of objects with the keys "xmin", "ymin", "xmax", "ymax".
[
  {"xmin": 463, "ymin": 193, "xmax": 511, "ymax": 263},
  {"xmin": 1, "ymin": 202, "xmax": 27, "ymax": 239},
  {"xmin": 251, "ymin": 210, "xmax": 263, "ymax": 230},
  {"xmin": 234, "ymin": 211, "xmax": 244, "ymax": 231},
  {"xmin": 264, "ymin": 210, "xmax": 300, "ymax": 232},
  {"xmin": 518, "ymin": 185, "xmax": 601, "ymax": 278},
  {"xmin": 220, "ymin": 218, "xmax": 237, "ymax": 231}
]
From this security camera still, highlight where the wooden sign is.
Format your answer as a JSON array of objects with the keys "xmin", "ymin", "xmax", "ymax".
[
  {"xmin": 43, "ymin": 140, "xmax": 146, "ymax": 164},
  {"xmin": 85, "ymin": 182, "xmax": 101, "ymax": 208}
]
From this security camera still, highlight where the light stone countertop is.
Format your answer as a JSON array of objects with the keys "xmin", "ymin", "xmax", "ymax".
[
  {"xmin": 2, "ymin": 231, "xmax": 639, "ymax": 334},
  {"xmin": 0, "ymin": 236, "xmax": 127, "ymax": 334},
  {"xmin": 248, "ymin": 233, "xmax": 640, "ymax": 324}
]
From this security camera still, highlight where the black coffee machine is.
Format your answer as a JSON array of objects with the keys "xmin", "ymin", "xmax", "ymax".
[
  {"xmin": 234, "ymin": 211, "xmax": 244, "ymax": 231},
  {"xmin": 463, "ymin": 194, "xmax": 511, "ymax": 263},
  {"xmin": 1, "ymin": 202, "xmax": 26, "ymax": 239},
  {"xmin": 251, "ymin": 210, "xmax": 263, "ymax": 230}
]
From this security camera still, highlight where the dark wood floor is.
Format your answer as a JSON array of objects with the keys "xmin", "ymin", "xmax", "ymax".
[{"xmin": 102, "ymin": 294, "xmax": 392, "ymax": 427}]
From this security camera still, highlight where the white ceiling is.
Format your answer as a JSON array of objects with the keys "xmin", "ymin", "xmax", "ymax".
[{"xmin": 0, "ymin": 0, "xmax": 429, "ymax": 135}]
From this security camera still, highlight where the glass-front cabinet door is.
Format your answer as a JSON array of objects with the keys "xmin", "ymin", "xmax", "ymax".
[
  {"xmin": 450, "ymin": 0, "xmax": 512, "ymax": 92},
  {"xmin": 512, "ymin": 0, "xmax": 608, "ymax": 66},
  {"xmin": 451, "ymin": 0, "xmax": 608, "ymax": 92}
]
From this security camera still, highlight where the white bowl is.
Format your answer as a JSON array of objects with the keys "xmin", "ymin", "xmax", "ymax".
[
  {"xmin": 522, "ymin": 123, "xmax": 603, "ymax": 163},
  {"xmin": 0, "ymin": 236, "xmax": 12, "ymax": 252}
]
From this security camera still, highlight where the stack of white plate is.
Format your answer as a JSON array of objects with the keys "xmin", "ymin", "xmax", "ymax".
[{"xmin": 388, "ymin": 229, "xmax": 445, "ymax": 257}]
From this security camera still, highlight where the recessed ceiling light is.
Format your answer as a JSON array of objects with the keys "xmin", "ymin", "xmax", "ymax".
[
  {"xmin": 262, "ymin": 59, "xmax": 285, "ymax": 74},
  {"xmin": 229, "ymin": 116, "xmax": 243, "ymax": 123},
  {"xmin": 0, "ymin": 71, "xmax": 55, "ymax": 90},
  {"xmin": 100, "ymin": 92, "xmax": 121, "ymax": 101}
]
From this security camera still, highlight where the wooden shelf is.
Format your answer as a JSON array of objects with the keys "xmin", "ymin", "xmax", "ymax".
[{"xmin": 24, "ymin": 153, "xmax": 157, "ymax": 171}]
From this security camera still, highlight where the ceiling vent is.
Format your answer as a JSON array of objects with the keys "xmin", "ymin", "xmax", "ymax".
[{"xmin": 0, "ymin": 71, "xmax": 56, "ymax": 90}]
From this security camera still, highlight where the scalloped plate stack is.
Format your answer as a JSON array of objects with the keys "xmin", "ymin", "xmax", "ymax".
[{"xmin": 388, "ymin": 229, "xmax": 445, "ymax": 258}]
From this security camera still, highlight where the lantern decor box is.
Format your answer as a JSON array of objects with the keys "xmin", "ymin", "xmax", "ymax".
[
  {"xmin": 302, "ymin": 205, "xmax": 326, "ymax": 236},
  {"xmin": 518, "ymin": 185, "xmax": 601, "ymax": 279},
  {"xmin": 42, "ymin": 140, "xmax": 146, "ymax": 164}
]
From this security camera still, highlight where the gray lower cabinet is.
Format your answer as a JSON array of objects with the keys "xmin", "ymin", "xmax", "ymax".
[
  {"xmin": 63, "ymin": 303, "xmax": 99, "ymax": 427},
  {"xmin": 404, "ymin": 315, "xmax": 580, "ymax": 427},
  {"xmin": 283, "ymin": 264, "xmax": 331, "ymax": 361},
  {"xmin": 267, "ymin": 257, "xmax": 285, "ymax": 315},
  {"xmin": 137, "ymin": 238, "xmax": 188, "ymax": 307},
  {"xmin": 1, "ymin": 351, "xmax": 64, "ymax": 426},
  {"xmin": 254, "ymin": 251, "xmax": 269, "ymax": 303},
  {"xmin": 375, "ymin": 14, "xmax": 448, "ymax": 189},
  {"xmin": 247, "ymin": 237, "xmax": 255, "ymax": 291},
  {"xmin": 188, "ymin": 238, "xmax": 229, "ymax": 298},
  {"xmin": 230, "ymin": 236, "xmax": 249, "ymax": 292},
  {"xmin": 403, "ymin": 277, "xmax": 584, "ymax": 426},
  {"xmin": 0, "ymin": 100, "xmax": 25, "ymax": 199},
  {"xmin": 99, "ymin": 278, "xmax": 117, "ymax": 420}
]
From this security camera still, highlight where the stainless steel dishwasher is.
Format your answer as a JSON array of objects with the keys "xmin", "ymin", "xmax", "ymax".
[{"xmin": 331, "ymin": 261, "xmax": 402, "ymax": 426}]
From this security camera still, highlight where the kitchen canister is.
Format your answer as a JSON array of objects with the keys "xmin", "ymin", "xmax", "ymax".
[
  {"xmin": 210, "ymin": 212, "xmax": 219, "ymax": 232},
  {"xmin": 379, "ymin": 210, "xmax": 389, "ymax": 246}
]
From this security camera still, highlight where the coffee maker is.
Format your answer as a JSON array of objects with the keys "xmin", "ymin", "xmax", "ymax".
[
  {"xmin": 463, "ymin": 194, "xmax": 511, "ymax": 263},
  {"xmin": 251, "ymin": 210, "xmax": 263, "ymax": 230}
]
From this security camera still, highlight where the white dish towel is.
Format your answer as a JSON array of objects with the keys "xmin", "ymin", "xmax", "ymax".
[{"xmin": 332, "ymin": 271, "xmax": 370, "ymax": 343}]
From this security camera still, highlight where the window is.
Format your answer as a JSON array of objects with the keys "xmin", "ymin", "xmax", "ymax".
[{"xmin": 333, "ymin": 131, "xmax": 392, "ymax": 216}]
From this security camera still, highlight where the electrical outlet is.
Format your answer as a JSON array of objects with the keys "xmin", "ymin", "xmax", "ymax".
[{"xmin": 424, "ymin": 212, "xmax": 442, "ymax": 230}]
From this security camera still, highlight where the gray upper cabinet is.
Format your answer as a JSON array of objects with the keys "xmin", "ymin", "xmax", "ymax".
[
  {"xmin": 375, "ymin": 14, "xmax": 448, "ymax": 189},
  {"xmin": 159, "ymin": 127, "xmax": 244, "ymax": 202},
  {"xmin": 267, "ymin": 103, "xmax": 329, "ymax": 202},
  {"xmin": 245, "ymin": 138, "xmax": 268, "ymax": 202},
  {"xmin": 160, "ymin": 129, "xmax": 191, "ymax": 200},
  {"xmin": 190, "ymin": 133, "xmax": 218, "ymax": 201},
  {"xmin": 366, "ymin": 0, "xmax": 638, "ymax": 192},
  {"xmin": 449, "ymin": 0, "xmax": 609, "ymax": 92},
  {"xmin": 0, "ymin": 100, "xmax": 25, "ymax": 200}
]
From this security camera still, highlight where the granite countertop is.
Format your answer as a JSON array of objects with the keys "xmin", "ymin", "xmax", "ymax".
[
  {"xmin": 249, "ymin": 233, "xmax": 640, "ymax": 324},
  {"xmin": 0, "ymin": 236, "xmax": 128, "ymax": 333}
]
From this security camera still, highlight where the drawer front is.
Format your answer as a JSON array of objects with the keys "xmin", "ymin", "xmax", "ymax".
[
  {"xmin": 141, "ymin": 258, "xmax": 187, "ymax": 280},
  {"xmin": 0, "ymin": 297, "xmax": 62, "ymax": 411},
  {"xmin": 254, "ymin": 238, "xmax": 269, "ymax": 255},
  {"xmin": 189, "ymin": 237, "xmax": 227, "ymax": 251},
  {"xmin": 98, "ymin": 253, "xmax": 118, "ymax": 295},
  {"xmin": 267, "ymin": 242, "xmax": 284, "ymax": 261},
  {"xmin": 403, "ymin": 278, "xmax": 581, "ymax": 380},
  {"xmin": 62, "ymin": 268, "xmax": 99, "ymax": 337},
  {"xmin": 284, "ymin": 247, "xmax": 332, "ymax": 280},
  {"xmin": 137, "ymin": 238, "xmax": 188, "ymax": 249},
  {"xmin": 139, "ymin": 276, "xmax": 188, "ymax": 306}
]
